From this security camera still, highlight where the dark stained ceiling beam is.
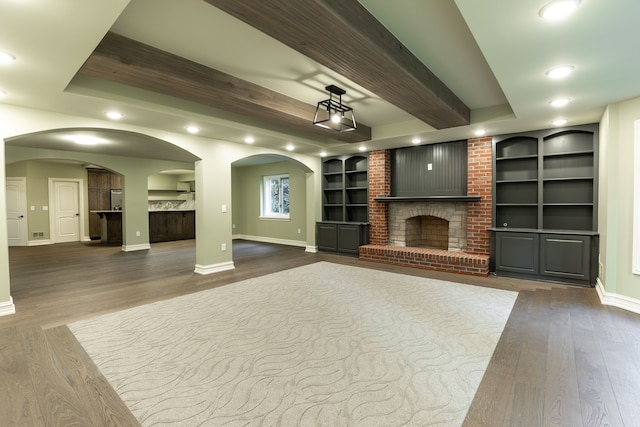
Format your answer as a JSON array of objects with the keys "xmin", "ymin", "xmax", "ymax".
[
  {"xmin": 78, "ymin": 32, "xmax": 372, "ymax": 143},
  {"xmin": 203, "ymin": 0, "xmax": 471, "ymax": 129}
]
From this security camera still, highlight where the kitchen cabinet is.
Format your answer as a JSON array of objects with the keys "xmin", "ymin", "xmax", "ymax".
[
  {"xmin": 88, "ymin": 169, "xmax": 122, "ymax": 240},
  {"xmin": 149, "ymin": 211, "xmax": 195, "ymax": 243}
]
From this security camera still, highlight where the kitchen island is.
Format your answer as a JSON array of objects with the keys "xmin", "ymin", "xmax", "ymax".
[{"xmin": 91, "ymin": 210, "xmax": 122, "ymax": 244}]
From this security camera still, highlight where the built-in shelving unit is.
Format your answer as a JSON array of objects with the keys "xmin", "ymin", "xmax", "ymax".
[
  {"xmin": 491, "ymin": 125, "xmax": 599, "ymax": 286},
  {"xmin": 318, "ymin": 154, "xmax": 369, "ymax": 254},
  {"xmin": 321, "ymin": 155, "xmax": 368, "ymax": 223}
]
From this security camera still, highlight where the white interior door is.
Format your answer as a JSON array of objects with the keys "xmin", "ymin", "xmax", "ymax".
[
  {"xmin": 52, "ymin": 180, "xmax": 80, "ymax": 243},
  {"xmin": 6, "ymin": 177, "xmax": 28, "ymax": 246}
]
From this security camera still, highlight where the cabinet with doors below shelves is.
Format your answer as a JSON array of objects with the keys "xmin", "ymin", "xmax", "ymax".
[
  {"xmin": 491, "ymin": 125, "xmax": 599, "ymax": 285},
  {"xmin": 317, "ymin": 154, "xmax": 369, "ymax": 255}
]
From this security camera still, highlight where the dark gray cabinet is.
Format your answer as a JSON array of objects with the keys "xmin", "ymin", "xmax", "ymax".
[
  {"xmin": 316, "ymin": 222, "xmax": 369, "ymax": 255},
  {"xmin": 493, "ymin": 230, "xmax": 597, "ymax": 285},
  {"xmin": 318, "ymin": 154, "xmax": 369, "ymax": 255},
  {"xmin": 495, "ymin": 232, "xmax": 539, "ymax": 275},
  {"xmin": 491, "ymin": 124, "xmax": 599, "ymax": 286}
]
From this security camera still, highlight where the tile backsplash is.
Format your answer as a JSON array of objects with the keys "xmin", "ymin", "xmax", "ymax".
[{"xmin": 148, "ymin": 200, "xmax": 195, "ymax": 211}]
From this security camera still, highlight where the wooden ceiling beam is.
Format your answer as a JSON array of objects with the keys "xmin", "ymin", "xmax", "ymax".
[
  {"xmin": 78, "ymin": 32, "xmax": 372, "ymax": 143},
  {"xmin": 203, "ymin": 0, "xmax": 471, "ymax": 129}
]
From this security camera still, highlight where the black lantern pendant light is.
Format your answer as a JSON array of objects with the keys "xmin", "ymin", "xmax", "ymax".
[{"xmin": 313, "ymin": 85, "xmax": 357, "ymax": 132}]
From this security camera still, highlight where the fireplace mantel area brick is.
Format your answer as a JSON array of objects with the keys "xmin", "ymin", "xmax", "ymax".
[{"xmin": 359, "ymin": 138, "xmax": 492, "ymax": 276}]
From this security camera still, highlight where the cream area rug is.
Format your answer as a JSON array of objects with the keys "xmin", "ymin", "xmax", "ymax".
[{"xmin": 69, "ymin": 262, "xmax": 517, "ymax": 427}]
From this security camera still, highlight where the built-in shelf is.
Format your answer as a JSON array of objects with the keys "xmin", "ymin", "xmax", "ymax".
[{"xmin": 491, "ymin": 125, "xmax": 599, "ymax": 286}]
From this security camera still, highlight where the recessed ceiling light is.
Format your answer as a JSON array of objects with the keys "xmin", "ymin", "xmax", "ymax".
[
  {"xmin": 411, "ymin": 138, "xmax": 421, "ymax": 144},
  {"xmin": 0, "ymin": 50, "xmax": 16, "ymax": 64},
  {"xmin": 244, "ymin": 136, "xmax": 255, "ymax": 144},
  {"xmin": 549, "ymin": 97, "xmax": 572, "ymax": 107},
  {"xmin": 474, "ymin": 129, "xmax": 487, "ymax": 136},
  {"xmin": 546, "ymin": 65, "xmax": 575, "ymax": 79},
  {"xmin": 551, "ymin": 119, "xmax": 568, "ymax": 126},
  {"xmin": 539, "ymin": 0, "xmax": 580, "ymax": 20},
  {"xmin": 63, "ymin": 135, "xmax": 106, "ymax": 146},
  {"xmin": 320, "ymin": 151, "xmax": 328, "ymax": 157},
  {"xmin": 186, "ymin": 125, "xmax": 199, "ymax": 134},
  {"xmin": 285, "ymin": 144, "xmax": 295, "ymax": 151},
  {"xmin": 105, "ymin": 111, "xmax": 123, "ymax": 120},
  {"xmin": 358, "ymin": 145, "xmax": 367, "ymax": 152}
]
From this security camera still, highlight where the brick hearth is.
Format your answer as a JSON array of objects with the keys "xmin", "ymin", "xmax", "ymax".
[{"xmin": 359, "ymin": 137, "xmax": 492, "ymax": 276}]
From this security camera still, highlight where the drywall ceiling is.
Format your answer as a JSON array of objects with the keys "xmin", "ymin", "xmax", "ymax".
[{"xmin": 2, "ymin": 0, "xmax": 640, "ymax": 158}]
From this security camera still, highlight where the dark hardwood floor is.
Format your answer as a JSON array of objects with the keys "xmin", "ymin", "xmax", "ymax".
[{"xmin": 1, "ymin": 240, "xmax": 639, "ymax": 426}]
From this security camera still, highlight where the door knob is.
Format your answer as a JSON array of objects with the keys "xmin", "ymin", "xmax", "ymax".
[
  {"xmin": 75, "ymin": 213, "xmax": 80, "ymax": 216},
  {"xmin": 19, "ymin": 215, "xmax": 24, "ymax": 218}
]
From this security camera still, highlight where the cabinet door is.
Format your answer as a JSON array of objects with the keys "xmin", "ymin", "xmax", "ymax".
[
  {"xmin": 110, "ymin": 174, "xmax": 122, "ymax": 190},
  {"xmin": 495, "ymin": 232, "xmax": 539, "ymax": 274},
  {"xmin": 149, "ymin": 212, "xmax": 167, "ymax": 243},
  {"xmin": 316, "ymin": 222, "xmax": 338, "ymax": 251},
  {"xmin": 183, "ymin": 212, "xmax": 195, "ymax": 239},
  {"xmin": 165, "ymin": 212, "xmax": 184, "ymax": 239},
  {"xmin": 88, "ymin": 171, "xmax": 110, "ymax": 189},
  {"xmin": 540, "ymin": 234, "xmax": 590, "ymax": 281},
  {"xmin": 337, "ymin": 223, "xmax": 367, "ymax": 254}
]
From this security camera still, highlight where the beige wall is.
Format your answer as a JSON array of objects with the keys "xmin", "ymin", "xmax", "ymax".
[
  {"xmin": 232, "ymin": 161, "xmax": 308, "ymax": 244},
  {"xmin": 1, "ymin": 104, "xmax": 322, "ymax": 313},
  {"xmin": 6, "ymin": 160, "xmax": 89, "ymax": 241},
  {"xmin": 599, "ymin": 96, "xmax": 640, "ymax": 301}
]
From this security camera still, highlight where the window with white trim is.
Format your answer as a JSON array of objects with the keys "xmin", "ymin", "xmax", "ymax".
[{"xmin": 261, "ymin": 174, "xmax": 290, "ymax": 219}]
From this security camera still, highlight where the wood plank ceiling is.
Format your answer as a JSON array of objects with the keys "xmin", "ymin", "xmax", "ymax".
[{"xmin": 79, "ymin": 1, "xmax": 470, "ymax": 144}]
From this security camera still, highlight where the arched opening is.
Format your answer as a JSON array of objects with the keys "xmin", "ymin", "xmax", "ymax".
[
  {"xmin": 4, "ymin": 128, "xmax": 200, "ymax": 247},
  {"xmin": 230, "ymin": 153, "xmax": 314, "ymax": 257}
]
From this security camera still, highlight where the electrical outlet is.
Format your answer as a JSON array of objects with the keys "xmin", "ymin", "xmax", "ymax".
[
  {"xmin": 221, "ymin": 243, "xmax": 227, "ymax": 251},
  {"xmin": 136, "ymin": 231, "xmax": 140, "ymax": 237},
  {"xmin": 297, "ymin": 228, "xmax": 301, "ymax": 234}
]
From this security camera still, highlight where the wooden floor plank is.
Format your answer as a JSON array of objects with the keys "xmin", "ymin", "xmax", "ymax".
[
  {"xmin": 0, "ymin": 327, "xmax": 45, "ymax": 427},
  {"xmin": 504, "ymin": 289, "xmax": 551, "ymax": 427},
  {"xmin": 542, "ymin": 287, "xmax": 584, "ymax": 427},
  {"xmin": 21, "ymin": 327, "xmax": 91, "ymax": 427}
]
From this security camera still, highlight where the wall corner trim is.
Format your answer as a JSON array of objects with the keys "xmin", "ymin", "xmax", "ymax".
[
  {"xmin": 305, "ymin": 246, "xmax": 318, "ymax": 253},
  {"xmin": 195, "ymin": 261, "xmax": 235, "ymax": 275},
  {"xmin": 633, "ymin": 120, "xmax": 640, "ymax": 274},
  {"xmin": 0, "ymin": 297, "xmax": 16, "ymax": 317},
  {"xmin": 596, "ymin": 278, "xmax": 640, "ymax": 315}
]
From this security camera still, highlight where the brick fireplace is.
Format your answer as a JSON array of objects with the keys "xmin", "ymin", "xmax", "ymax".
[{"xmin": 359, "ymin": 137, "xmax": 493, "ymax": 276}]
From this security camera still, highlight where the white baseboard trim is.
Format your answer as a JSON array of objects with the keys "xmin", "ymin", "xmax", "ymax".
[
  {"xmin": 122, "ymin": 243, "xmax": 151, "ymax": 252},
  {"xmin": 305, "ymin": 246, "xmax": 318, "ymax": 253},
  {"xmin": 232, "ymin": 234, "xmax": 307, "ymax": 248},
  {"xmin": 596, "ymin": 278, "xmax": 640, "ymax": 315},
  {"xmin": 28, "ymin": 239, "xmax": 52, "ymax": 246},
  {"xmin": 0, "ymin": 297, "xmax": 16, "ymax": 317},
  {"xmin": 195, "ymin": 261, "xmax": 235, "ymax": 275}
]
